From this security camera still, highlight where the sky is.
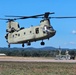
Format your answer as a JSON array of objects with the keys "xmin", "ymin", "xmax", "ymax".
[{"xmin": 0, "ymin": 0, "xmax": 76, "ymax": 48}]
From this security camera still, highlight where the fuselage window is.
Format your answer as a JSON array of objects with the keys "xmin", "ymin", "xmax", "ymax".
[
  {"xmin": 18, "ymin": 34, "xmax": 20, "ymax": 36},
  {"xmin": 30, "ymin": 31, "xmax": 32, "ymax": 33},
  {"xmin": 15, "ymin": 34, "xmax": 17, "ymax": 36},
  {"xmin": 12, "ymin": 35, "xmax": 14, "ymax": 38},
  {"xmin": 24, "ymin": 32, "xmax": 26, "ymax": 35},
  {"xmin": 36, "ymin": 28, "xmax": 39, "ymax": 34}
]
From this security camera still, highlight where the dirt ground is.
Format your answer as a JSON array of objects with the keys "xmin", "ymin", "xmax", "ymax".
[{"xmin": 0, "ymin": 56, "xmax": 76, "ymax": 63}]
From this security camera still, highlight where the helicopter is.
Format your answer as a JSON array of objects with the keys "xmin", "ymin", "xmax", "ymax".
[{"xmin": 0, "ymin": 12, "xmax": 76, "ymax": 48}]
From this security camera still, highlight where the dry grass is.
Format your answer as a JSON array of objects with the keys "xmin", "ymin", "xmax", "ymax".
[{"xmin": 0, "ymin": 61, "xmax": 76, "ymax": 75}]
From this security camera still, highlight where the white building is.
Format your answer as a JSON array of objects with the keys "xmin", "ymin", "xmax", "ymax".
[{"xmin": 0, "ymin": 53, "xmax": 6, "ymax": 56}]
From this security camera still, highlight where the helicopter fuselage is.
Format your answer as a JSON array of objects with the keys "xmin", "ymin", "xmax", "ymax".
[{"xmin": 5, "ymin": 19, "xmax": 56, "ymax": 47}]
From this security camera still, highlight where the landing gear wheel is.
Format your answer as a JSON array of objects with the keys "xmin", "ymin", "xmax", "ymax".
[
  {"xmin": 27, "ymin": 41, "xmax": 31, "ymax": 46},
  {"xmin": 8, "ymin": 44, "xmax": 10, "ymax": 48},
  {"xmin": 41, "ymin": 41, "xmax": 45, "ymax": 45},
  {"xmin": 22, "ymin": 43, "xmax": 24, "ymax": 47}
]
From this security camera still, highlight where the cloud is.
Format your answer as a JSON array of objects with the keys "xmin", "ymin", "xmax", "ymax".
[
  {"xmin": 69, "ymin": 42, "xmax": 76, "ymax": 45},
  {"xmin": 72, "ymin": 30, "xmax": 76, "ymax": 34},
  {"xmin": 64, "ymin": 42, "xmax": 76, "ymax": 45}
]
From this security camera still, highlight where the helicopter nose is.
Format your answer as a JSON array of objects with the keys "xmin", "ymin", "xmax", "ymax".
[
  {"xmin": 46, "ymin": 29, "xmax": 56, "ymax": 37},
  {"xmin": 50, "ymin": 30, "xmax": 56, "ymax": 36}
]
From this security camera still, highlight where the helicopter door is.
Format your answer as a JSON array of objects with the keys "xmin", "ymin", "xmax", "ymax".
[
  {"xmin": 35, "ymin": 28, "xmax": 39, "ymax": 34},
  {"xmin": 35, "ymin": 27, "xmax": 41, "ymax": 39}
]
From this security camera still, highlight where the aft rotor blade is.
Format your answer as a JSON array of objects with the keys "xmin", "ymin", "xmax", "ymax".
[
  {"xmin": 0, "ymin": 18, "xmax": 19, "ymax": 21},
  {"xmin": 0, "ymin": 18, "xmax": 10, "ymax": 20}
]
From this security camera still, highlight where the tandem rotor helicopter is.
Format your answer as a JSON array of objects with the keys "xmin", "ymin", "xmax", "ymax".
[{"xmin": 0, "ymin": 12, "xmax": 76, "ymax": 48}]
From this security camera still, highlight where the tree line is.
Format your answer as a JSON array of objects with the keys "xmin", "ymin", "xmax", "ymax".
[{"xmin": 0, "ymin": 48, "xmax": 76, "ymax": 57}]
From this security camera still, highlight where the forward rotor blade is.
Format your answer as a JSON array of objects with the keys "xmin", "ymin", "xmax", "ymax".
[
  {"xmin": 49, "ymin": 16, "xmax": 76, "ymax": 19},
  {"xmin": 5, "ymin": 12, "xmax": 55, "ymax": 17},
  {"xmin": 5, "ymin": 12, "xmax": 55, "ymax": 19}
]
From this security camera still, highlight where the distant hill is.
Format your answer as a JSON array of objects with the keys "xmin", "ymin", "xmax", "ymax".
[
  {"xmin": 37, "ymin": 47, "xmax": 57, "ymax": 50},
  {"xmin": 0, "ymin": 46, "xmax": 76, "ymax": 51},
  {"xmin": 0, "ymin": 46, "xmax": 57, "ymax": 51}
]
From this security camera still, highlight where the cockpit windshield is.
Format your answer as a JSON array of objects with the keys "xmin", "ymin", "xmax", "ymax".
[
  {"xmin": 43, "ymin": 25, "xmax": 55, "ymax": 33},
  {"xmin": 44, "ymin": 25, "xmax": 54, "ymax": 31}
]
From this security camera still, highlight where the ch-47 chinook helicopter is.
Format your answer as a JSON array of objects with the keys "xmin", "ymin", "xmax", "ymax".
[{"xmin": 0, "ymin": 12, "xmax": 76, "ymax": 48}]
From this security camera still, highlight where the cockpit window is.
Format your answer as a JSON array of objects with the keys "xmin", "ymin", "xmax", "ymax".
[
  {"xmin": 40, "ymin": 20, "xmax": 44, "ymax": 23},
  {"xmin": 49, "ymin": 26, "xmax": 54, "ymax": 30},
  {"xmin": 18, "ymin": 24, "xmax": 20, "ymax": 28}
]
